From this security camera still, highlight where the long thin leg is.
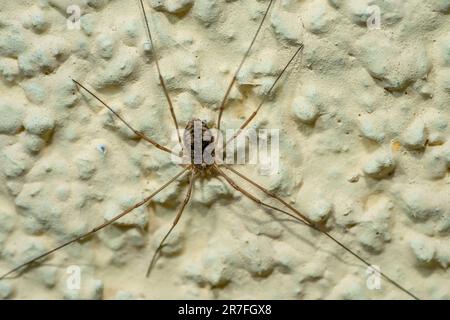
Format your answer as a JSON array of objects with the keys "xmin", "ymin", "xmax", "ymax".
[
  {"xmin": 214, "ymin": 165, "xmax": 419, "ymax": 300},
  {"xmin": 213, "ymin": 166, "xmax": 309, "ymax": 224},
  {"xmin": 0, "ymin": 167, "xmax": 190, "ymax": 280},
  {"xmin": 223, "ymin": 165, "xmax": 312, "ymax": 225},
  {"xmin": 139, "ymin": 0, "xmax": 182, "ymax": 146},
  {"xmin": 146, "ymin": 170, "xmax": 196, "ymax": 276},
  {"xmin": 72, "ymin": 79, "xmax": 175, "ymax": 155},
  {"xmin": 222, "ymin": 44, "xmax": 304, "ymax": 151},
  {"xmin": 216, "ymin": 0, "xmax": 275, "ymax": 132}
]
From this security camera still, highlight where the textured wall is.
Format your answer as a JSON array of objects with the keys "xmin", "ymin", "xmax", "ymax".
[{"xmin": 0, "ymin": 0, "xmax": 449, "ymax": 299}]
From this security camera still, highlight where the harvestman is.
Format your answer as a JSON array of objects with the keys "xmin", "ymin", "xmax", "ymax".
[{"xmin": 0, "ymin": 0, "xmax": 419, "ymax": 300}]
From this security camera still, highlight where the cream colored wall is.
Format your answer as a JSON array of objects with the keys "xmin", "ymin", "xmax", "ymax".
[{"xmin": 0, "ymin": 0, "xmax": 448, "ymax": 299}]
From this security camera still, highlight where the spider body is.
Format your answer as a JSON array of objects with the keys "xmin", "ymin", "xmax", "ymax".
[{"xmin": 183, "ymin": 119, "xmax": 216, "ymax": 170}]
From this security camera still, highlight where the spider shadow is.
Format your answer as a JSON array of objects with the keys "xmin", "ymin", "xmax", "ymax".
[{"xmin": 231, "ymin": 200, "xmax": 361, "ymax": 270}]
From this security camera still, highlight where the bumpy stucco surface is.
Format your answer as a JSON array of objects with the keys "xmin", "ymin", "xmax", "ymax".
[{"xmin": 0, "ymin": 0, "xmax": 449, "ymax": 299}]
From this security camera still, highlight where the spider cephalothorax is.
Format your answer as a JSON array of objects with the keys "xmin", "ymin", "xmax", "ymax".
[{"xmin": 183, "ymin": 119, "xmax": 215, "ymax": 170}]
